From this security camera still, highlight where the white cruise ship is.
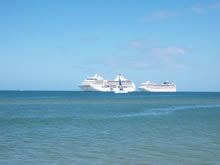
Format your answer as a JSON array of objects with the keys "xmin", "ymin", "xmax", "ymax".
[
  {"xmin": 79, "ymin": 74, "xmax": 136, "ymax": 92},
  {"xmin": 139, "ymin": 81, "xmax": 176, "ymax": 92}
]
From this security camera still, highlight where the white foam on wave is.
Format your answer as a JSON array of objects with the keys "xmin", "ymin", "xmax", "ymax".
[{"xmin": 109, "ymin": 104, "xmax": 220, "ymax": 119}]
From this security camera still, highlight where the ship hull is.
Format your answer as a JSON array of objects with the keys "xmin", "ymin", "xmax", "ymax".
[
  {"xmin": 79, "ymin": 84, "xmax": 110, "ymax": 92},
  {"xmin": 139, "ymin": 86, "xmax": 176, "ymax": 92},
  {"xmin": 80, "ymin": 84, "xmax": 136, "ymax": 92}
]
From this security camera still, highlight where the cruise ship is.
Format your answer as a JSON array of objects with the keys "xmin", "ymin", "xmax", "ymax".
[
  {"xmin": 79, "ymin": 74, "xmax": 136, "ymax": 92},
  {"xmin": 139, "ymin": 81, "xmax": 176, "ymax": 92}
]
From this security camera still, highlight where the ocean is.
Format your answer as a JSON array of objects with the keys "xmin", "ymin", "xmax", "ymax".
[{"xmin": 0, "ymin": 91, "xmax": 220, "ymax": 165}]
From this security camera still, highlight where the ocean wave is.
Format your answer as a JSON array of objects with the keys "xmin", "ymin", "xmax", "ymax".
[{"xmin": 109, "ymin": 104, "xmax": 220, "ymax": 118}]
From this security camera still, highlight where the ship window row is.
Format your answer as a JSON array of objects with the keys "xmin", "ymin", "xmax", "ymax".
[
  {"xmin": 105, "ymin": 82, "xmax": 132, "ymax": 85},
  {"xmin": 90, "ymin": 81, "xmax": 133, "ymax": 86},
  {"xmin": 145, "ymin": 85, "xmax": 175, "ymax": 89},
  {"xmin": 103, "ymin": 85, "xmax": 129, "ymax": 88}
]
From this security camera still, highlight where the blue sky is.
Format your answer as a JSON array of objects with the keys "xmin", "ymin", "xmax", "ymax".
[{"xmin": 1, "ymin": 0, "xmax": 220, "ymax": 91}]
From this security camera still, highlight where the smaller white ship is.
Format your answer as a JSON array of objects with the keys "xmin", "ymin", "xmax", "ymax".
[
  {"xmin": 114, "ymin": 75, "xmax": 128, "ymax": 94},
  {"xmin": 139, "ymin": 81, "xmax": 176, "ymax": 92}
]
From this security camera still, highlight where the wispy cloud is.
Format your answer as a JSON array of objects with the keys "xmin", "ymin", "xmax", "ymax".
[
  {"xmin": 127, "ymin": 60, "xmax": 152, "ymax": 69},
  {"xmin": 129, "ymin": 40, "xmax": 144, "ymax": 48},
  {"xmin": 143, "ymin": 10, "xmax": 178, "ymax": 21},
  {"xmin": 102, "ymin": 44, "xmax": 187, "ymax": 70},
  {"xmin": 191, "ymin": 2, "xmax": 220, "ymax": 14},
  {"xmin": 192, "ymin": 6, "xmax": 206, "ymax": 14},
  {"xmin": 151, "ymin": 11, "xmax": 170, "ymax": 19},
  {"xmin": 145, "ymin": 2, "xmax": 219, "ymax": 22},
  {"xmin": 147, "ymin": 46, "xmax": 187, "ymax": 68},
  {"xmin": 174, "ymin": 63, "xmax": 185, "ymax": 69},
  {"xmin": 209, "ymin": 2, "xmax": 220, "ymax": 8},
  {"xmin": 80, "ymin": 37, "xmax": 98, "ymax": 43},
  {"xmin": 128, "ymin": 38, "xmax": 160, "ymax": 49},
  {"xmin": 151, "ymin": 46, "xmax": 187, "ymax": 55},
  {"xmin": 102, "ymin": 56, "xmax": 152, "ymax": 70},
  {"xmin": 104, "ymin": 56, "xmax": 118, "ymax": 66}
]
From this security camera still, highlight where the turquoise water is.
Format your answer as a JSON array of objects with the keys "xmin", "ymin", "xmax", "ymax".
[{"xmin": 0, "ymin": 91, "xmax": 220, "ymax": 165}]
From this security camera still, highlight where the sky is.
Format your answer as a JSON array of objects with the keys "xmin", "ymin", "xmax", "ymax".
[{"xmin": 1, "ymin": 0, "xmax": 220, "ymax": 91}]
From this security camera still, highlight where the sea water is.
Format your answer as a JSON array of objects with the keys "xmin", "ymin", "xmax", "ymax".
[{"xmin": 0, "ymin": 91, "xmax": 220, "ymax": 165}]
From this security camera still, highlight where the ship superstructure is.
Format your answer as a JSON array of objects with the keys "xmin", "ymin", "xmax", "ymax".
[
  {"xmin": 139, "ymin": 81, "xmax": 176, "ymax": 92},
  {"xmin": 79, "ymin": 74, "xmax": 136, "ymax": 92},
  {"xmin": 114, "ymin": 74, "xmax": 128, "ymax": 94}
]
